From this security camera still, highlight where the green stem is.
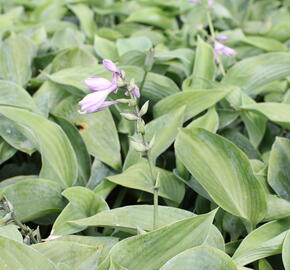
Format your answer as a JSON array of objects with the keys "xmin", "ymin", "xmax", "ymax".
[
  {"xmin": 153, "ymin": 185, "xmax": 159, "ymax": 230},
  {"xmin": 206, "ymin": 7, "xmax": 215, "ymax": 39},
  {"xmin": 129, "ymin": 92, "xmax": 158, "ymax": 230},
  {"xmin": 139, "ymin": 71, "xmax": 148, "ymax": 93}
]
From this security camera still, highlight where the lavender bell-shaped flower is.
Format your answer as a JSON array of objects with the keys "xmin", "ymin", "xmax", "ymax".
[
  {"xmin": 103, "ymin": 59, "xmax": 120, "ymax": 74},
  {"xmin": 84, "ymin": 77, "xmax": 117, "ymax": 92},
  {"xmin": 214, "ymin": 41, "xmax": 236, "ymax": 57},
  {"xmin": 188, "ymin": 0, "xmax": 199, "ymax": 3},
  {"xmin": 79, "ymin": 76, "xmax": 118, "ymax": 114}
]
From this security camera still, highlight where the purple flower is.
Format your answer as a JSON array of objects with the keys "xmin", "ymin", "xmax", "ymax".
[
  {"xmin": 79, "ymin": 89, "xmax": 117, "ymax": 114},
  {"xmin": 125, "ymin": 85, "xmax": 140, "ymax": 98},
  {"xmin": 103, "ymin": 59, "xmax": 120, "ymax": 74},
  {"xmin": 188, "ymin": 0, "xmax": 199, "ymax": 3},
  {"xmin": 84, "ymin": 77, "xmax": 117, "ymax": 92},
  {"xmin": 214, "ymin": 41, "xmax": 236, "ymax": 57},
  {"xmin": 79, "ymin": 76, "xmax": 119, "ymax": 114},
  {"xmin": 132, "ymin": 86, "xmax": 140, "ymax": 98},
  {"xmin": 208, "ymin": 0, "xmax": 214, "ymax": 7},
  {"xmin": 216, "ymin": 35, "xmax": 228, "ymax": 42}
]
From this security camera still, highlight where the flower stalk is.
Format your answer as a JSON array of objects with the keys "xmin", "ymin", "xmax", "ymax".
[{"xmin": 79, "ymin": 53, "xmax": 159, "ymax": 230}]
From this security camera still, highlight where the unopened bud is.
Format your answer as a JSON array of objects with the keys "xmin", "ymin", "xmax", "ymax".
[
  {"xmin": 120, "ymin": 112, "xmax": 139, "ymax": 121},
  {"xmin": 148, "ymin": 134, "xmax": 155, "ymax": 150},
  {"xmin": 120, "ymin": 70, "xmax": 126, "ymax": 80},
  {"xmin": 130, "ymin": 140, "xmax": 147, "ymax": 152},
  {"xmin": 128, "ymin": 99, "xmax": 137, "ymax": 106},
  {"xmin": 116, "ymin": 98, "xmax": 132, "ymax": 104},
  {"xmin": 139, "ymin": 101, "xmax": 149, "ymax": 117},
  {"xmin": 144, "ymin": 48, "xmax": 155, "ymax": 72},
  {"xmin": 137, "ymin": 119, "xmax": 145, "ymax": 134},
  {"xmin": 129, "ymin": 79, "xmax": 136, "ymax": 91}
]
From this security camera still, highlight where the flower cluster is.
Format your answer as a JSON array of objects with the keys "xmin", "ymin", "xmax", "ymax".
[
  {"xmin": 78, "ymin": 60, "xmax": 139, "ymax": 114},
  {"xmin": 214, "ymin": 36, "xmax": 237, "ymax": 59}
]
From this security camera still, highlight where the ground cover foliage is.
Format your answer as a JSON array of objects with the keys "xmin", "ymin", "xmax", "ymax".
[{"xmin": 0, "ymin": 0, "xmax": 289, "ymax": 269}]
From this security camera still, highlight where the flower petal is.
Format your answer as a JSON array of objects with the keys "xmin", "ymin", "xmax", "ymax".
[
  {"xmin": 78, "ymin": 90, "xmax": 110, "ymax": 113},
  {"xmin": 103, "ymin": 59, "xmax": 120, "ymax": 73},
  {"xmin": 84, "ymin": 77, "xmax": 113, "ymax": 92},
  {"xmin": 132, "ymin": 86, "xmax": 140, "ymax": 98}
]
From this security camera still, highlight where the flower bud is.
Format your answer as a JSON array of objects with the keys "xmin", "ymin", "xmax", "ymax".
[
  {"xmin": 139, "ymin": 101, "xmax": 149, "ymax": 117},
  {"xmin": 116, "ymin": 98, "xmax": 132, "ymax": 104},
  {"xmin": 137, "ymin": 119, "xmax": 145, "ymax": 134},
  {"xmin": 120, "ymin": 70, "xmax": 126, "ymax": 81},
  {"xmin": 120, "ymin": 112, "xmax": 139, "ymax": 121},
  {"xmin": 148, "ymin": 134, "xmax": 155, "ymax": 150},
  {"xmin": 129, "ymin": 79, "xmax": 136, "ymax": 91},
  {"xmin": 130, "ymin": 140, "xmax": 147, "ymax": 152}
]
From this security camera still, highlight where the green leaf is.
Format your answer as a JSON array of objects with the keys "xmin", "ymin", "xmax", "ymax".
[
  {"xmin": 53, "ymin": 116, "xmax": 91, "ymax": 186},
  {"xmin": 0, "ymin": 114, "xmax": 36, "ymax": 155},
  {"xmin": 103, "ymin": 211, "xmax": 216, "ymax": 270},
  {"xmin": 72, "ymin": 205, "xmax": 194, "ymax": 231},
  {"xmin": 0, "ymin": 137, "xmax": 16, "ymax": 165},
  {"xmin": 49, "ymin": 48, "xmax": 98, "ymax": 74},
  {"xmin": 53, "ymin": 96, "xmax": 121, "ymax": 170},
  {"xmin": 94, "ymin": 35, "xmax": 119, "ymax": 61},
  {"xmin": 268, "ymin": 137, "xmax": 290, "ymax": 201},
  {"xmin": 0, "ymin": 35, "xmax": 36, "ymax": 86},
  {"xmin": 186, "ymin": 107, "xmax": 219, "ymax": 133},
  {"xmin": 283, "ymin": 231, "xmax": 290, "ymax": 270},
  {"xmin": 0, "ymin": 106, "xmax": 78, "ymax": 188},
  {"xmin": 258, "ymin": 259, "xmax": 274, "ymax": 270},
  {"xmin": 33, "ymin": 240, "xmax": 102, "ymax": 270},
  {"xmin": 0, "ymin": 80, "xmax": 38, "ymax": 112},
  {"xmin": 232, "ymin": 217, "xmax": 290, "ymax": 266},
  {"xmin": 116, "ymin": 37, "xmax": 152, "ymax": 56},
  {"xmin": 86, "ymin": 159, "xmax": 115, "ymax": 190},
  {"xmin": 3, "ymin": 179, "xmax": 65, "ymax": 222},
  {"xmin": 240, "ymin": 95, "xmax": 267, "ymax": 148},
  {"xmin": 160, "ymin": 246, "xmax": 238, "ymax": 270},
  {"xmin": 154, "ymin": 88, "xmax": 232, "ymax": 121},
  {"xmin": 33, "ymin": 81, "xmax": 70, "ymax": 117},
  {"xmin": 241, "ymin": 36, "xmax": 287, "ymax": 52},
  {"xmin": 241, "ymin": 102, "xmax": 290, "ymax": 129},
  {"xmin": 264, "ymin": 195, "xmax": 290, "ymax": 221},
  {"xmin": 69, "ymin": 4, "xmax": 96, "ymax": 39},
  {"xmin": 51, "ymin": 187, "xmax": 107, "ymax": 236},
  {"xmin": 107, "ymin": 163, "xmax": 185, "ymax": 204},
  {"xmin": 0, "ymin": 224, "xmax": 23, "ymax": 243},
  {"xmin": 143, "ymin": 72, "xmax": 180, "ymax": 103},
  {"xmin": 51, "ymin": 28, "xmax": 85, "ymax": 50},
  {"xmin": 223, "ymin": 53, "xmax": 290, "ymax": 95},
  {"xmin": 54, "ymin": 235, "xmax": 118, "ymax": 264},
  {"xmin": 72, "ymin": 205, "xmax": 224, "ymax": 251},
  {"xmin": 190, "ymin": 37, "xmax": 216, "ymax": 89},
  {"xmin": 48, "ymin": 65, "xmax": 101, "ymax": 95},
  {"xmin": 175, "ymin": 128, "xmax": 267, "ymax": 226},
  {"xmin": 126, "ymin": 7, "xmax": 177, "ymax": 30},
  {"xmin": 0, "ymin": 236, "xmax": 56, "ymax": 269}
]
